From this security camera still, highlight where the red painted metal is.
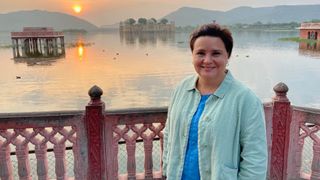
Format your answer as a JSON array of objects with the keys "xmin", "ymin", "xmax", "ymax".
[
  {"xmin": 270, "ymin": 83, "xmax": 292, "ymax": 180},
  {"xmin": 85, "ymin": 85, "xmax": 106, "ymax": 180}
]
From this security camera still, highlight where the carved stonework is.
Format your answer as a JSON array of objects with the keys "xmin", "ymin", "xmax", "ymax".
[
  {"xmin": 16, "ymin": 144, "xmax": 31, "ymax": 180},
  {"xmin": 0, "ymin": 121, "xmax": 79, "ymax": 179},
  {"xmin": 54, "ymin": 144, "xmax": 66, "ymax": 180},
  {"xmin": 35, "ymin": 144, "xmax": 48, "ymax": 180},
  {"xmin": 0, "ymin": 145, "xmax": 13, "ymax": 180}
]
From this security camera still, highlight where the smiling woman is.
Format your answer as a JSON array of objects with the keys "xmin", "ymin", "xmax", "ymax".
[{"xmin": 72, "ymin": 5, "xmax": 82, "ymax": 13}]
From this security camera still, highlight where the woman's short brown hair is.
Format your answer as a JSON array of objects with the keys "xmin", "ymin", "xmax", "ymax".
[{"xmin": 189, "ymin": 23, "xmax": 233, "ymax": 58}]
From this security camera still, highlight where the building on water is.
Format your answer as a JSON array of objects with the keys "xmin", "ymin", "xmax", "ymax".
[
  {"xmin": 299, "ymin": 22, "xmax": 320, "ymax": 40},
  {"xmin": 11, "ymin": 27, "xmax": 65, "ymax": 59},
  {"xmin": 119, "ymin": 21, "xmax": 175, "ymax": 33}
]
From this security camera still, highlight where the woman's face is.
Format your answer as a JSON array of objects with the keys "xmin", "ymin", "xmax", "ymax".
[{"xmin": 192, "ymin": 36, "xmax": 229, "ymax": 82}]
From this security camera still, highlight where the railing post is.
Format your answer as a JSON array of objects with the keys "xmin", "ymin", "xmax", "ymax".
[
  {"xmin": 85, "ymin": 85, "xmax": 106, "ymax": 180},
  {"xmin": 270, "ymin": 82, "xmax": 292, "ymax": 180}
]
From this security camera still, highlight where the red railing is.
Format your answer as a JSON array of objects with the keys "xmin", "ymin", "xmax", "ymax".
[{"xmin": 0, "ymin": 82, "xmax": 319, "ymax": 179}]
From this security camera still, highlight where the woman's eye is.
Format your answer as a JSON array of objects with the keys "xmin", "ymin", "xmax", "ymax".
[
  {"xmin": 196, "ymin": 52, "xmax": 205, "ymax": 56},
  {"xmin": 212, "ymin": 52, "xmax": 221, "ymax": 56}
]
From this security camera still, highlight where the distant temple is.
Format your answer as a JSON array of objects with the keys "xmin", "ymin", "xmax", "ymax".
[
  {"xmin": 11, "ymin": 27, "xmax": 65, "ymax": 59},
  {"xmin": 119, "ymin": 22, "xmax": 175, "ymax": 33},
  {"xmin": 299, "ymin": 22, "xmax": 320, "ymax": 40}
]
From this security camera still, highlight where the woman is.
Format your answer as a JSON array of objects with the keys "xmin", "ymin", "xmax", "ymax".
[{"xmin": 162, "ymin": 23, "xmax": 267, "ymax": 180}]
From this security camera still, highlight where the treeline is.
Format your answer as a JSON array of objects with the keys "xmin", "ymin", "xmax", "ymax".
[
  {"xmin": 228, "ymin": 22, "xmax": 300, "ymax": 30},
  {"xmin": 176, "ymin": 21, "xmax": 313, "ymax": 32},
  {"xmin": 123, "ymin": 18, "xmax": 170, "ymax": 25},
  {"xmin": 62, "ymin": 29, "xmax": 87, "ymax": 34}
]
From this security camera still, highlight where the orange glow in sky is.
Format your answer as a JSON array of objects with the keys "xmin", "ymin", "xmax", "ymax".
[{"xmin": 73, "ymin": 5, "xmax": 82, "ymax": 13}]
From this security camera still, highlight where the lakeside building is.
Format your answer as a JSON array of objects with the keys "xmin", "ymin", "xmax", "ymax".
[
  {"xmin": 11, "ymin": 27, "xmax": 65, "ymax": 59},
  {"xmin": 299, "ymin": 22, "xmax": 320, "ymax": 40},
  {"xmin": 119, "ymin": 22, "xmax": 175, "ymax": 33}
]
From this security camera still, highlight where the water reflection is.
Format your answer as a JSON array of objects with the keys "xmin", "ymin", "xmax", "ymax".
[
  {"xmin": 120, "ymin": 32, "xmax": 175, "ymax": 47},
  {"xmin": 299, "ymin": 42, "xmax": 320, "ymax": 58},
  {"xmin": 1, "ymin": 31, "xmax": 320, "ymax": 113},
  {"xmin": 77, "ymin": 43, "xmax": 84, "ymax": 60},
  {"xmin": 13, "ymin": 54, "xmax": 65, "ymax": 66}
]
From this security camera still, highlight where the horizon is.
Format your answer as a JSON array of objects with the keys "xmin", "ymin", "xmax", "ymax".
[{"xmin": 1, "ymin": 1, "xmax": 320, "ymax": 26}]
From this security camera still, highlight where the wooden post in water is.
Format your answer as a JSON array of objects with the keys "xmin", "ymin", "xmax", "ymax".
[
  {"xmin": 270, "ymin": 82, "xmax": 292, "ymax": 180},
  {"xmin": 85, "ymin": 85, "xmax": 106, "ymax": 179}
]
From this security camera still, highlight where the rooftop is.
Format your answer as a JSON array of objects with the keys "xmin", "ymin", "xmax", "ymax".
[
  {"xmin": 11, "ymin": 27, "xmax": 63, "ymax": 38},
  {"xmin": 299, "ymin": 22, "xmax": 320, "ymax": 30}
]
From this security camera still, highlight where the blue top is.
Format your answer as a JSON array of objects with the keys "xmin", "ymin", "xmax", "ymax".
[{"xmin": 182, "ymin": 94, "xmax": 210, "ymax": 180}]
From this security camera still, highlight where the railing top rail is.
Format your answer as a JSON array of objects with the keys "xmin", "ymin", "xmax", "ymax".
[
  {"xmin": 0, "ymin": 110, "xmax": 84, "ymax": 129},
  {"xmin": 292, "ymin": 105, "xmax": 320, "ymax": 114},
  {"xmin": 105, "ymin": 107, "xmax": 168, "ymax": 115},
  {"xmin": 0, "ymin": 110, "xmax": 84, "ymax": 118}
]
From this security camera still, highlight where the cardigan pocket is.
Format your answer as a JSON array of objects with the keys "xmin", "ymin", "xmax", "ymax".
[{"xmin": 221, "ymin": 165, "xmax": 238, "ymax": 180}]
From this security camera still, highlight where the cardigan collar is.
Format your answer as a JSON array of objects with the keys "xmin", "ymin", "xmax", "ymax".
[{"xmin": 186, "ymin": 70, "xmax": 234, "ymax": 99}]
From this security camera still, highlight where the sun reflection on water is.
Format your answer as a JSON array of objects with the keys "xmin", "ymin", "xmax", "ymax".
[{"xmin": 77, "ymin": 43, "xmax": 84, "ymax": 60}]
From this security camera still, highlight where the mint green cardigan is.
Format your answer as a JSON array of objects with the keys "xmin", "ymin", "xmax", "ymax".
[{"xmin": 162, "ymin": 71, "xmax": 267, "ymax": 180}]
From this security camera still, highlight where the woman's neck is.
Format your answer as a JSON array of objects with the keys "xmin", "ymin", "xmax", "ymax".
[{"xmin": 197, "ymin": 73, "xmax": 226, "ymax": 95}]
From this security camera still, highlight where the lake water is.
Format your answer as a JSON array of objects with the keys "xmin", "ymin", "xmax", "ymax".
[{"xmin": 0, "ymin": 30, "xmax": 320, "ymax": 113}]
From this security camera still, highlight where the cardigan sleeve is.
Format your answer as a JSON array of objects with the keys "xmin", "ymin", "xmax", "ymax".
[
  {"xmin": 162, "ymin": 87, "xmax": 178, "ymax": 177},
  {"xmin": 162, "ymin": 113, "xmax": 170, "ymax": 176},
  {"xmin": 238, "ymin": 92, "xmax": 268, "ymax": 180}
]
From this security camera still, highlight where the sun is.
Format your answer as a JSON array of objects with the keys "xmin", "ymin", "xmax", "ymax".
[{"xmin": 73, "ymin": 5, "xmax": 82, "ymax": 13}]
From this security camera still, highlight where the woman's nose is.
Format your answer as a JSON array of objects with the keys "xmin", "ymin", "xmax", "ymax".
[{"xmin": 203, "ymin": 55, "xmax": 213, "ymax": 62}]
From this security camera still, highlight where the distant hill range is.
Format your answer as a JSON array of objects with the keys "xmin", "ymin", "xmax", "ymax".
[
  {"xmin": 2, "ymin": 4, "xmax": 320, "ymax": 31},
  {"xmin": 0, "ymin": 10, "xmax": 98, "ymax": 31},
  {"xmin": 163, "ymin": 4, "xmax": 320, "ymax": 26}
]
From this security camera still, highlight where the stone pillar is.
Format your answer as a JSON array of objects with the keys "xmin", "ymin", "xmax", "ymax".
[
  {"xmin": 21, "ymin": 38, "xmax": 26, "ymax": 57},
  {"xmin": 269, "ymin": 82, "xmax": 292, "ymax": 180},
  {"xmin": 53, "ymin": 38, "xmax": 58, "ymax": 56},
  {"xmin": 16, "ymin": 39, "xmax": 20, "ymax": 58},
  {"xmin": 12, "ymin": 39, "xmax": 16, "ymax": 58},
  {"xmin": 39, "ymin": 38, "xmax": 43, "ymax": 55},
  {"xmin": 85, "ymin": 85, "xmax": 106, "ymax": 179},
  {"xmin": 44, "ymin": 39, "xmax": 48, "ymax": 57},
  {"xmin": 61, "ymin": 37, "xmax": 65, "ymax": 54}
]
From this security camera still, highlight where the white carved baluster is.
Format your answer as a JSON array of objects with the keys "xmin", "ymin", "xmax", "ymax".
[
  {"xmin": 294, "ymin": 123, "xmax": 307, "ymax": 178},
  {"xmin": 113, "ymin": 125, "xmax": 128, "ymax": 179},
  {"xmin": 0, "ymin": 145, "xmax": 13, "ymax": 180},
  {"xmin": 113, "ymin": 141, "xmax": 119, "ymax": 179},
  {"xmin": 144, "ymin": 139, "xmax": 153, "ymax": 179},
  {"xmin": 142, "ymin": 124, "xmax": 154, "ymax": 179},
  {"xmin": 35, "ymin": 144, "xmax": 48, "ymax": 180},
  {"xmin": 125, "ymin": 124, "xmax": 138, "ymax": 180},
  {"xmin": 310, "ymin": 127, "xmax": 320, "ymax": 179},
  {"xmin": 68, "ymin": 126, "xmax": 80, "ymax": 180},
  {"xmin": 16, "ymin": 144, "xmax": 31, "ymax": 180},
  {"xmin": 73, "ymin": 140, "xmax": 81, "ymax": 180},
  {"xmin": 126, "ymin": 141, "xmax": 136, "ymax": 179},
  {"xmin": 295, "ymin": 137, "xmax": 304, "ymax": 178},
  {"xmin": 54, "ymin": 144, "xmax": 66, "ymax": 180}
]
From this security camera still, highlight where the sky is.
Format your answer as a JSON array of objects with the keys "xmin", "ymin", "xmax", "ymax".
[{"xmin": 1, "ymin": 0, "xmax": 320, "ymax": 26}]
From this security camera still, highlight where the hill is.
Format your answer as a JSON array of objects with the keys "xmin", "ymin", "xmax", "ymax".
[
  {"xmin": 163, "ymin": 5, "xmax": 320, "ymax": 26},
  {"xmin": 0, "ymin": 10, "xmax": 98, "ymax": 31}
]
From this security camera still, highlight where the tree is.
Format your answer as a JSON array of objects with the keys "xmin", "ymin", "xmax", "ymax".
[
  {"xmin": 125, "ymin": 18, "xmax": 136, "ymax": 25},
  {"xmin": 159, "ymin": 18, "xmax": 169, "ymax": 24},
  {"xmin": 138, "ymin": 18, "xmax": 147, "ymax": 25},
  {"xmin": 149, "ymin": 18, "xmax": 157, "ymax": 24},
  {"xmin": 253, "ymin": 21, "xmax": 263, "ymax": 26}
]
